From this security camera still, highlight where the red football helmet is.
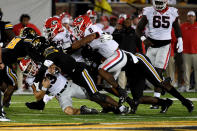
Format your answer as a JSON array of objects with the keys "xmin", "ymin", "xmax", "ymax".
[
  {"xmin": 59, "ymin": 12, "xmax": 73, "ymax": 25},
  {"xmin": 44, "ymin": 17, "xmax": 63, "ymax": 39},
  {"xmin": 19, "ymin": 58, "xmax": 38, "ymax": 77},
  {"xmin": 73, "ymin": 15, "xmax": 92, "ymax": 38},
  {"xmin": 86, "ymin": 10, "xmax": 97, "ymax": 24}
]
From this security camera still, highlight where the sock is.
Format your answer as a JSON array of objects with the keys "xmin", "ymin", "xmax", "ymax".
[{"xmin": 168, "ymin": 87, "xmax": 186, "ymax": 103}]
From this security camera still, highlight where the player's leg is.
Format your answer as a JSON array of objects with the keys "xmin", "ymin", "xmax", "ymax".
[
  {"xmin": 146, "ymin": 47, "xmax": 160, "ymax": 109},
  {"xmin": 98, "ymin": 49, "xmax": 129, "ymax": 103},
  {"xmin": 136, "ymin": 53, "xmax": 194, "ymax": 112},
  {"xmin": 127, "ymin": 71, "xmax": 172, "ymax": 114},
  {"xmin": 0, "ymin": 69, "xmax": 10, "ymax": 121},
  {"xmin": 72, "ymin": 66, "xmax": 129, "ymax": 114},
  {"xmin": 58, "ymin": 83, "xmax": 98, "ymax": 115},
  {"xmin": 3, "ymin": 66, "xmax": 18, "ymax": 107}
]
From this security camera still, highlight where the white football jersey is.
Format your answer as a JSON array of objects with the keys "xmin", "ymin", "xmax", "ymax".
[
  {"xmin": 45, "ymin": 71, "xmax": 68, "ymax": 96},
  {"xmin": 52, "ymin": 27, "xmax": 72, "ymax": 50},
  {"xmin": 84, "ymin": 24, "xmax": 118, "ymax": 58},
  {"xmin": 143, "ymin": 6, "xmax": 178, "ymax": 40},
  {"xmin": 102, "ymin": 26, "xmax": 115, "ymax": 35}
]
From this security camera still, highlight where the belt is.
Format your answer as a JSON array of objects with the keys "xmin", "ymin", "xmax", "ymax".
[{"xmin": 57, "ymin": 82, "xmax": 68, "ymax": 96}]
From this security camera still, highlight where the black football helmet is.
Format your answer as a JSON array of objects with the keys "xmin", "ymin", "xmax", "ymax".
[
  {"xmin": 20, "ymin": 27, "xmax": 37, "ymax": 39},
  {"xmin": 32, "ymin": 36, "xmax": 49, "ymax": 55}
]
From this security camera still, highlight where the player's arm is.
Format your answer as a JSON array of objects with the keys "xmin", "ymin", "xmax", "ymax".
[
  {"xmin": 0, "ymin": 47, "xmax": 4, "ymax": 69},
  {"xmin": 136, "ymin": 16, "xmax": 153, "ymax": 46},
  {"xmin": 5, "ymin": 29, "xmax": 15, "ymax": 43},
  {"xmin": 71, "ymin": 32, "xmax": 99, "ymax": 49},
  {"xmin": 136, "ymin": 15, "xmax": 148, "ymax": 38},
  {"xmin": 173, "ymin": 18, "xmax": 182, "ymax": 38},
  {"xmin": 34, "ymin": 78, "xmax": 50, "ymax": 100},
  {"xmin": 172, "ymin": 18, "xmax": 183, "ymax": 53}
]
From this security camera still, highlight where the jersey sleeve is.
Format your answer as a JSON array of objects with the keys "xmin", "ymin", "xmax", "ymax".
[
  {"xmin": 172, "ymin": 7, "xmax": 179, "ymax": 18},
  {"xmin": 142, "ymin": 7, "xmax": 151, "ymax": 17},
  {"xmin": 84, "ymin": 25, "xmax": 103, "ymax": 37}
]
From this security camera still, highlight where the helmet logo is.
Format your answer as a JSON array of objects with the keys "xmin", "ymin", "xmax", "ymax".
[
  {"xmin": 77, "ymin": 17, "xmax": 83, "ymax": 22},
  {"xmin": 52, "ymin": 20, "xmax": 58, "ymax": 25}
]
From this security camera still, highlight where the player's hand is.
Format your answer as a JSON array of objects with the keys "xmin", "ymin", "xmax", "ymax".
[
  {"xmin": 177, "ymin": 37, "xmax": 183, "ymax": 53},
  {"xmin": 0, "ymin": 63, "xmax": 5, "ymax": 70},
  {"xmin": 143, "ymin": 39, "xmax": 153, "ymax": 47},
  {"xmin": 42, "ymin": 77, "xmax": 51, "ymax": 88},
  {"xmin": 100, "ymin": 33, "xmax": 113, "ymax": 43}
]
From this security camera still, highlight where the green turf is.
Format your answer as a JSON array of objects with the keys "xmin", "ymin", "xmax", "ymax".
[{"xmin": 4, "ymin": 92, "xmax": 197, "ymax": 124}]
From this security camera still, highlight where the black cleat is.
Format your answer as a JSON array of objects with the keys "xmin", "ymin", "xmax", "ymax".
[
  {"xmin": 80, "ymin": 105, "xmax": 98, "ymax": 114},
  {"xmin": 25, "ymin": 99, "xmax": 45, "ymax": 110},
  {"xmin": 100, "ymin": 108, "xmax": 111, "ymax": 113},
  {"xmin": 182, "ymin": 99, "xmax": 194, "ymax": 113},
  {"xmin": 117, "ymin": 86, "xmax": 128, "ymax": 104},
  {"xmin": 160, "ymin": 98, "xmax": 173, "ymax": 113},
  {"xmin": 130, "ymin": 100, "xmax": 139, "ymax": 114}
]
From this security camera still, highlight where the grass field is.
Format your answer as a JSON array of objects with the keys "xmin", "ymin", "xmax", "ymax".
[{"xmin": 1, "ymin": 92, "xmax": 197, "ymax": 130}]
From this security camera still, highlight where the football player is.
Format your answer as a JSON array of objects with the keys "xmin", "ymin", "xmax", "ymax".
[
  {"xmin": 136, "ymin": 0, "xmax": 183, "ymax": 109},
  {"xmin": 32, "ymin": 36, "xmax": 130, "ymax": 114},
  {"xmin": 124, "ymin": 52, "xmax": 194, "ymax": 113},
  {"xmin": 86, "ymin": 10, "xmax": 97, "ymax": 25},
  {"xmin": 72, "ymin": 15, "xmax": 129, "ymax": 104},
  {"xmin": 43, "ymin": 16, "xmax": 133, "ymax": 108},
  {"xmin": 81, "ymin": 47, "xmax": 194, "ymax": 113},
  {"xmin": 0, "ymin": 8, "xmax": 15, "ymax": 121},
  {"xmin": 19, "ymin": 57, "xmax": 98, "ymax": 115},
  {"xmin": 0, "ymin": 28, "xmax": 43, "ymax": 119}
]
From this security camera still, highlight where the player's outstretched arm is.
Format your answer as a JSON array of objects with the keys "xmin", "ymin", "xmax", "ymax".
[
  {"xmin": 173, "ymin": 18, "xmax": 183, "ymax": 53},
  {"xmin": 136, "ymin": 15, "xmax": 148, "ymax": 38},
  {"xmin": 173, "ymin": 18, "xmax": 182, "ymax": 38},
  {"xmin": 71, "ymin": 32, "xmax": 99, "ymax": 49},
  {"xmin": 136, "ymin": 16, "xmax": 152, "ymax": 46}
]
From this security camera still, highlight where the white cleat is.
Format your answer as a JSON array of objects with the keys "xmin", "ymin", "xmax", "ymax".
[{"xmin": 0, "ymin": 115, "xmax": 11, "ymax": 122}]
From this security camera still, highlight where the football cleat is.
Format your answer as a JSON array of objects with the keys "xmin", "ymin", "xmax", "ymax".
[
  {"xmin": 25, "ymin": 99, "xmax": 45, "ymax": 111},
  {"xmin": 0, "ymin": 114, "xmax": 10, "ymax": 122},
  {"xmin": 129, "ymin": 100, "xmax": 139, "ymax": 114},
  {"xmin": 160, "ymin": 98, "xmax": 173, "ymax": 113},
  {"xmin": 182, "ymin": 99, "xmax": 194, "ymax": 113},
  {"xmin": 80, "ymin": 105, "xmax": 98, "ymax": 114}
]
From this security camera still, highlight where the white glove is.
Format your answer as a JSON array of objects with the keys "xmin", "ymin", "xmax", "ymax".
[
  {"xmin": 44, "ymin": 60, "xmax": 54, "ymax": 67},
  {"xmin": 0, "ymin": 42, "xmax": 4, "ymax": 47},
  {"xmin": 177, "ymin": 37, "xmax": 183, "ymax": 53},
  {"xmin": 100, "ymin": 33, "xmax": 113, "ymax": 43},
  {"xmin": 43, "ymin": 95, "xmax": 54, "ymax": 104}
]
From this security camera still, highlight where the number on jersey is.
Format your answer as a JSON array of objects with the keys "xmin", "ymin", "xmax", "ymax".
[
  {"xmin": 153, "ymin": 16, "xmax": 170, "ymax": 28},
  {"xmin": 88, "ymin": 28, "xmax": 94, "ymax": 33},
  {"xmin": 46, "ymin": 73, "xmax": 57, "ymax": 87}
]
